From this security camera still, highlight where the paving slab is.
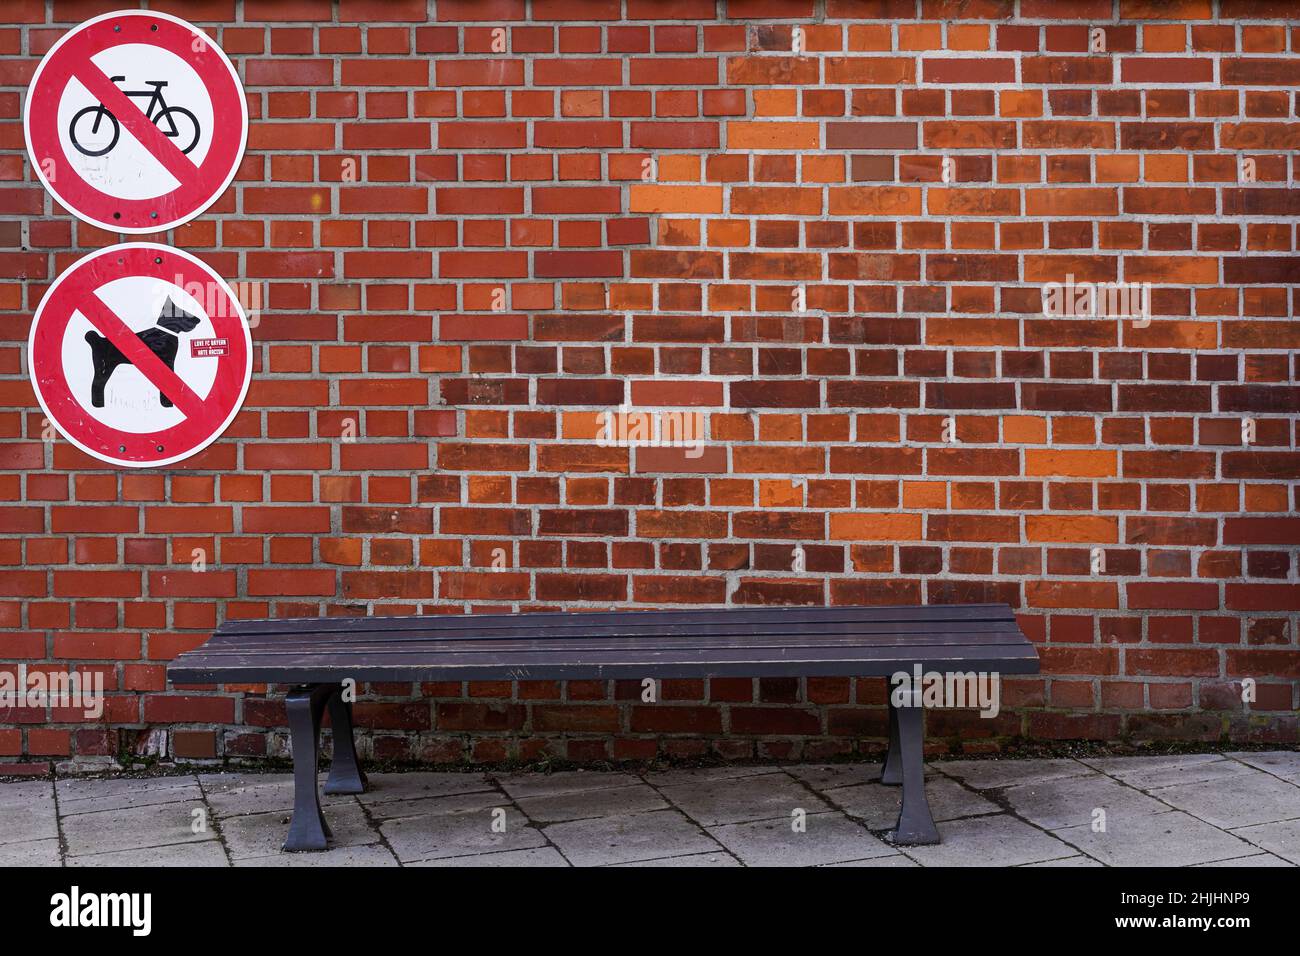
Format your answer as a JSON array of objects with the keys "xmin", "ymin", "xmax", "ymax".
[
  {"xmin": 57, "ymin": 775, "xmax": 196, "ymax": 802},
  {"xmin": 411, "ymin": 846, "xmax": 570, "ymax": 867},
  {"xmin": 543, "ymin": 809, "xmax": 719, "ymax": 867},
  {"xmin": 656, "ymin": 771, "xmax": 831, "ymax": 826},
  {"xmin": 0, "ymin": 781, "xmax": 57, "ymax": 846},
  {"xmin": 823, "ymin": 776, "xmax": 1000, "ymax": 829},
  {"xmin": 1056, "ymin": 809, "xmax": 1257, "ymax": 867},
  {"xmin": 822, "ymin": 854, "xmax": 919, "ymax": 867},
  {"xmin": 1023, "ymin": 855, "xmax": 1103, "ymax": 867},
  {"xmin": 0, "ymin": 779, "xmax": 53, "ymax": 809},
  {"xmin": 1191, "ymin": 853, "xmax": 1293, "ymax": 867},
  {"xmin": 355, "ymin": 771, "xmax": 494, "ymax": 805},
  {"xmin": 0, "ymin": 838, "xmax": 61, "ymax": 866},
  {"xmin": 61, "ymin": 800, "xmax": 219, "ymax": 857},
  {"xmin": 380, "ymin": 791, "xmax": 545, "ymax": 863},
  {"xmin": 613, "ymin": 851, "xmax": 741, "ymax": 867},
  {"xmin": 195, "ymin": 772, "xmax": 287, "ymax": 792},
  {"xmin": 514, "ymin": 782, "xmax": 667, "ymax": 823},
  {"xmin": 814, "ymin": 783, "xmax": 899, "ymax": 829},
  {"xmin": 200, "ymin": 774, "xmax": 353, "ymax": 816},
  {"xmin": 934, "ymin": 758, "xmax": 1092, "ymax": 790},
  {"xmin": 709, "ymin": 810, "xmax": 896, "ymax": 866},
  {"xmin": 783, "ymin": 763, "xmax": 884, "ymax": 790},
  {"xmin": 639, "ymin": 765, "xmax": 781, "ymax": 787},
  {"xmin": 221, "ymin": 801, "xmax": 377, "ymax": 860},
  {"xmin": 69, "ymin": 841, "xmax": 230, "ymax": 867},
  {"xmin": 1080, "ymin": 754, "xmax": 1253, "ymax": 790},
  {"xmin": 235, "ymin": 844, "xmax": 399, "ymax": 867},
  {"xmin": 902, "ymin": 813, "xmax": 1074, "ymax": 867},
  {"xmin": 1149, "ymin": 772, "xmax": 1300, "ymax": 829},
  {"xmin": 1232, "ymin": 819, "xmax": 1300, "ymax": 865},
  {"xmin": 493, "ymin": 770, "xmax": 642, "ymax": 800},
  {"xmin": 1000, "ymin": 773, "xmax": 1169, "ymax": 831},
  {"xmin": 1226, "ymin": 751, "xmax": 1300, "ymax": 784},
  {"xmin": 60, "ymin": 780, "xmax": 204, "ymax": 816}
]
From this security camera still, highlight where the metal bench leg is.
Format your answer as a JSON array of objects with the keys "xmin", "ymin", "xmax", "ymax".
[
  {"xmin": 284, "ymin": 683, "xmax": 334, "ymax": 852},
  {"xmin": 324, "ymin": 685, "xmax": 368, "ymax": 795},
  {"xmin": 881, "ymin": 695, "xmax": 903, "ymax": 785},
  {"xmin": 890, "ymin": 694, "xmax": 940, "ymax": 846}
]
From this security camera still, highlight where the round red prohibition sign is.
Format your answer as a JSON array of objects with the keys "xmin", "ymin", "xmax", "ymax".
[
  {"xmin": 24, "ymin": 10, "xmax": 247, "ymax": 234},
  {"xmin": 29, "ymin": 243, "xmax": 252, "ymax": 468}
]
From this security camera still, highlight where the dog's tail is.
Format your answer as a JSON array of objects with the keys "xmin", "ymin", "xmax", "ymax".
[{"xmin": 85, "ymin": 331, "xmax": 105, "ymax": 346}]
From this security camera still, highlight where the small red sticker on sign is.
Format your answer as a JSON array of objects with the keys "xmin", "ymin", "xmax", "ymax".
[{"xmin": 191, "ymin": 337, "xmax": 229, "ymax": 358}]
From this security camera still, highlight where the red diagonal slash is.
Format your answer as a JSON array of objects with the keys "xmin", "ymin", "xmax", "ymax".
[
  {"xmin": 69, "ymin": 62, "xmax": 199, "ymax": 187},
  {"xmin": 76, "ymin": 291, "xmax": 206, "ymax": 421}
]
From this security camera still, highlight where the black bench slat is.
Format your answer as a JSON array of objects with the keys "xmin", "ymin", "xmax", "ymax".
[
  {"xmin": 170, "ymin": 644, "xmax": 1039, "ymax": 683},
  {"xmin": 185, "ymin": 640, "xmax": 1027, "ymax": 670},
  {"xmin": 177, "ymin": 642, "xmax": 1032, "ymax": 675},
  {"xmin": 203, "ymin": 618, "xmax": 1022, "ymax": 649},
  {"xmin": 215, "ymin": 602, "xmax": 1016, "ymax": 637},
  {"xmin": 186, "ymin": 626, "xmax": 1025, "ymax": 657}
]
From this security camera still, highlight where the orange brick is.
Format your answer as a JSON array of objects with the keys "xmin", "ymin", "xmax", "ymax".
[
  {"xmin": 1004, "ymin": 416, "xmax": 1048, "ymax": 444},
  {"xmin": 1025, "ymin": 450, "xmax": 1118, "ymax": 478},
  {"xmin": 727, "ymin": 121, "xmax": 820, "ymax": 149},
  {"xmin": 1144, "ymin": 153, "xmax": 1189, "ymax": 183},
  {"xmin": 948, "ymin": 25, "xmax": 990, "ymax": 50},
  {"xmin": 898, "ymin": 23, "xmax": 942, "ymax": 50},
  {"xmin": 829, "ymin": 513, "xmax": 924, "ymax": 541},
  {"xmin": 902, "ymin": 481, "xmax": 948, "ymax": 509},
  {"xmin": 754, "ymin": 89, "xmax": 799, "ymax": 116},
  {"xmin": 629, "ymin": 185, "xmax": 724, "ymax": 214}
]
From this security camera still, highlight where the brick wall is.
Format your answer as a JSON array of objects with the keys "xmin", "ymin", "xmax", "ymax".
[{"xmin": 2, "ymin": 0, "xmax": 1298, "ymax": 773}]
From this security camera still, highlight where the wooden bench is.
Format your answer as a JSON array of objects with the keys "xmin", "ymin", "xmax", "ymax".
[{"xmin": 167, "ymin": 603, "xmax": 1039, "ymax": 852}]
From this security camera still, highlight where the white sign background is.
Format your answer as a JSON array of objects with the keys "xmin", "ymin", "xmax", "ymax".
[
  {"xmin": 56, "ymin": 43, "xmax": 217, "ymax": 201},
  {"xmin": 62, "ymin": 276, "xmax": 220, "ymax": 434}
]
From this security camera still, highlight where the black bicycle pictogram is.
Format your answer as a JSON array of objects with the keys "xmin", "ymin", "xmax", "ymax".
[{"xmin": 69, "ymin": 76, "xmax": 201, "ymax": 157}]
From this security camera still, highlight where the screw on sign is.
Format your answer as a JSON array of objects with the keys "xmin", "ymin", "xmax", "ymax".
[
  {"xmin": 24, "ymin": 10, "xmax": 247, "ymax": 234},
  {"xmin": 29, "ymin": 243, "xmax": 252, "ymax": 469}
]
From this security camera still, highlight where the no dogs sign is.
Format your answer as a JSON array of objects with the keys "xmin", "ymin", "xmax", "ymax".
[
  {"xmin": 29, "ymin": 243, "xmax": 252, "ymax": 468},
  {"xmin": 24, "ymin": 10, "xmax": 247, "ymax": 233}
]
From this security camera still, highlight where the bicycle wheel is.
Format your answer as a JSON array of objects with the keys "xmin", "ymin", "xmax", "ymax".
[
  {"xmin": 69, "ymin": 105, "xmax": 120, "ymax": 157},
  {"xmin": 154, "ymin": 106, "xmax": 200, "ymax": 155}
]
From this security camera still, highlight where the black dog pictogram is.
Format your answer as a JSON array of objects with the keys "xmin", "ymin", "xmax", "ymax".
[{"xmin": 84, "ymin": 297, "xmax": 202, "ymax": 408}]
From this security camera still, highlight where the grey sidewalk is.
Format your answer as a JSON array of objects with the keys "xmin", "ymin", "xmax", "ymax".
[{"xmin": 3, "ymin": 751, "xmax": 1298, "ymax": 867}]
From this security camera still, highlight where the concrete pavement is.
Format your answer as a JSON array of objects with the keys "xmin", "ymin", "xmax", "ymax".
[{"xmin": 3, "ymin": 751, "xmax": 1298, "ymax": 867}]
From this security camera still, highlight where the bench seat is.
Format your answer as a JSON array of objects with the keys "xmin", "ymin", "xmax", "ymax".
[{"xmin": 167, "ymin": 603, "xmax": 1039, "ymax": 853}]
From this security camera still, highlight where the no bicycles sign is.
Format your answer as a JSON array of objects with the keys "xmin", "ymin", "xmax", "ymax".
[
  {"xmin": 24, "ymin": 10, "xmax": 247, "ymax": 234},
  {"xmin": 29, "ymin": 243, "xmax": 252, "ymax": 468}
]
